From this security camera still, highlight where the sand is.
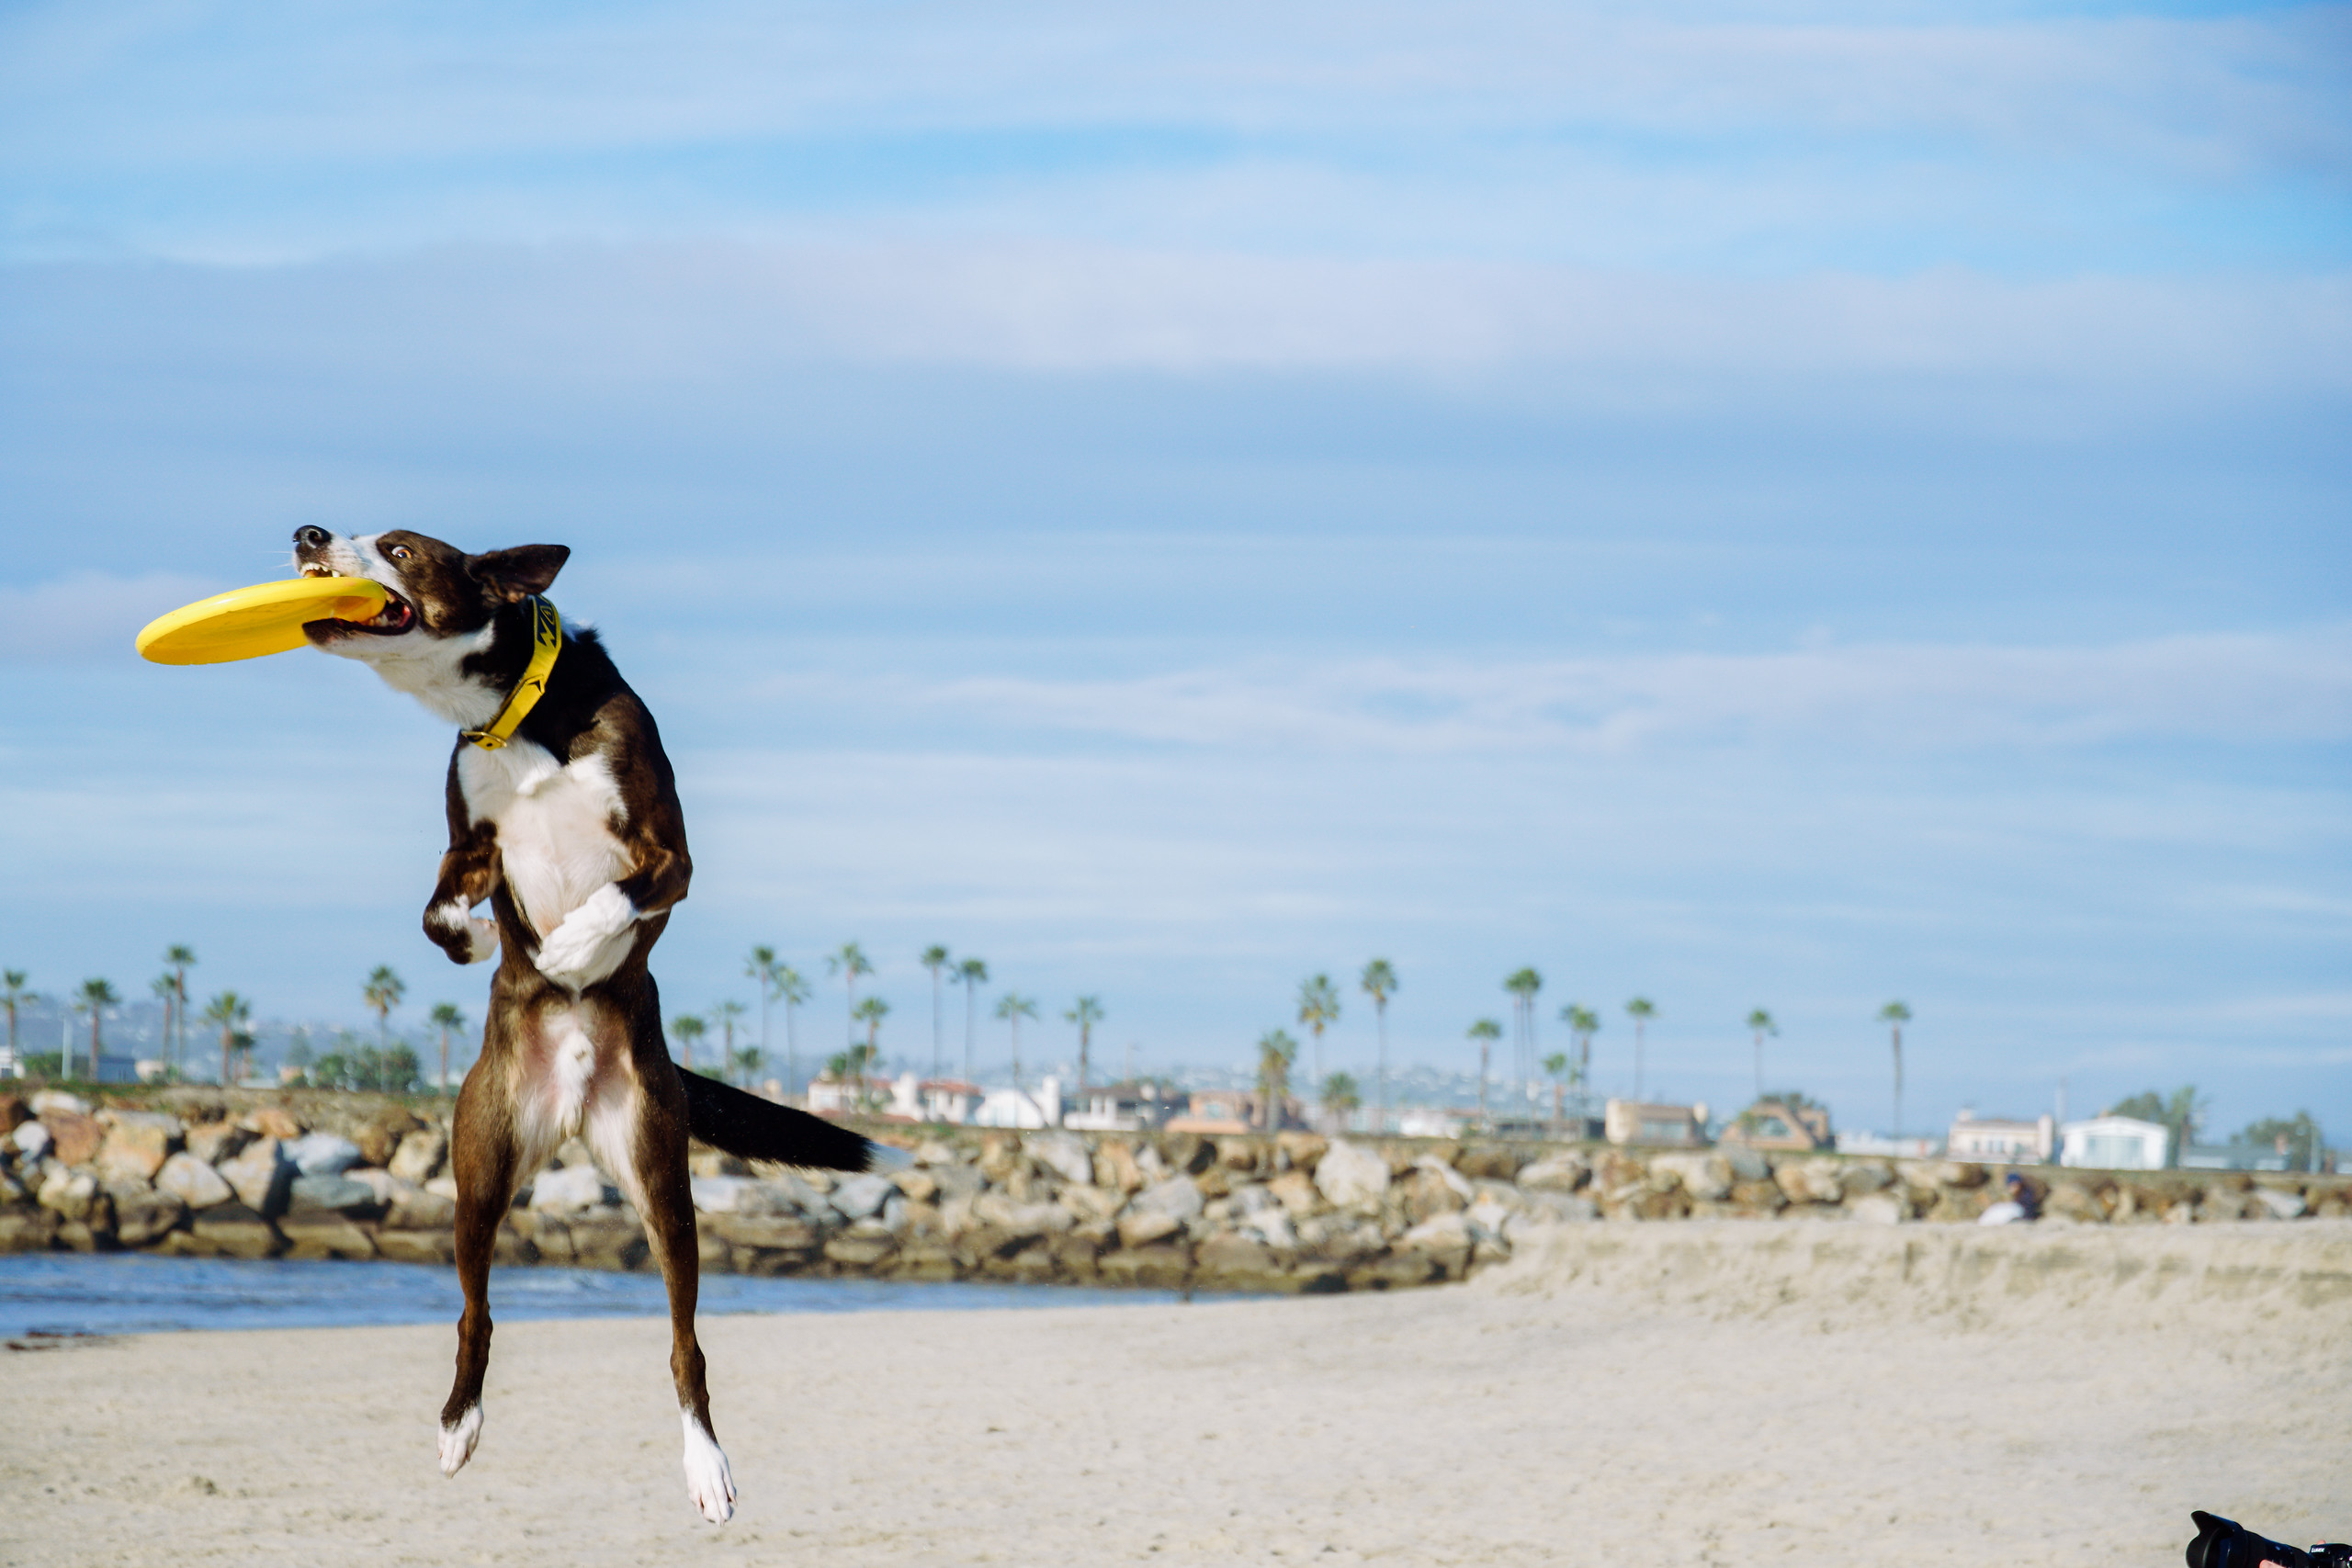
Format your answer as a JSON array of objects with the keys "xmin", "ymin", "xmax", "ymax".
[{"xmin": 4, "ymin": 1221, "xmax": 2346, "ymax": 1565}]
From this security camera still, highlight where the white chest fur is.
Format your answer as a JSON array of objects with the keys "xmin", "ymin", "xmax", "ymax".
[{"xmin": 458, "ymin": 739, "xmax": 629, "ymax": 942}]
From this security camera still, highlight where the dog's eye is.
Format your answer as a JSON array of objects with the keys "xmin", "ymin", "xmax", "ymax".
[{"xmin": 389, "ymin": 546, "xmax": 411, "ymax": 561}]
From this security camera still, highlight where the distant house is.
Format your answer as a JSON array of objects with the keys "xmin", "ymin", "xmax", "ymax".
[
  {"xmin": 887, "ymin": 1073, "xmax": 984, "ymax": 1125},
  {"xmin": 2179, "ymin": 1142, "xmax": 2293, "ymax": 1173},
  {"xmin": 1166, "ymin": 1087, "xmax": 1256, "ymax": 1134},
  {"xmin": 2059, "ymin": 1115, "xmax": 2169, "ymax": 1171},
  {"xmin": 1947, "ymin": 1110, "xmax": 2055, "ymax": 1164},
  {"xmin": 1721, "ymin": 1098, "xmax": 1831, "ymax": 1152},
  {"xmin": 806, "ymin": 1073, "xmax": 890, "ymax": 1118},
  {"xmin": 972, "ymin": 1076, "xmax": 1065, "ymax": 1130},
  {"xmin": 1061, "ymin": 1080, "xmax": 1172, "ymax": 1133},
  {"xmin": 1603, "ymin": 1099, "xmax": 1710, "ymax": 1147},
  {"xmin": 1832, "ymin": 1131, "xmax": 1940, "ymax": 1158}
]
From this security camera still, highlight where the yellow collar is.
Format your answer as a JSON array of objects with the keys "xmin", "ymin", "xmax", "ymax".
[{"xmin": 460, "ymin": 597, "xmax": 562, "ymax": 750}]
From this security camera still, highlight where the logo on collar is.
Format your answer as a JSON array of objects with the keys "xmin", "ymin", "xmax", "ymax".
[{"xmin": 461, "ymin": 597, "xmax": 562, "ymax": 750}]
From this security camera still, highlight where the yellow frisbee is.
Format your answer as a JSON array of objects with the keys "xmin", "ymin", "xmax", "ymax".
[{"xmin": 136, "ymin": 576, "xmax": 392, "ymax": 665}]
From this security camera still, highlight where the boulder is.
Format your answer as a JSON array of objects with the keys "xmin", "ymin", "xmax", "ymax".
[
  {"xmin": 1720, "ymin": 1145, "xmax": 1770, "ymax": 1183},
  {"xmin": 978, "ymin": 1134, "xmax": 1024, "ymax": 1182},
  {"xmin": 191, "ymin": 1201, "xmax": 279, "ymax": 1258},
  {"xmin": 911, "ymin": 1138, "xmax": 961, "ymax": 1167},
  {"xmin": 1775, "ymin": 1157, "xmax": 1846, "ymax": 1206},
  {"xmin": 1024, "ymin": 1131, "xmax": 1094, "ymax": 1187},
  {"xmin": 1930, "ymin": 1186, "xmax": 1993, "ymax": 1224},
  {"xmin": 1219, "ymin": 1138, "xmax": 1262, "ymax": 1172},
  {"xmin": 39, "ymin": 1110, "xmax": 104, "ymax": 1168},
  {"xmin": 1650, "ymin": 1153, "xmax": 1733, "ymax": 1202},
  {"xmin": 706, "ymin": 1213, "xmax": 819, "ymax": 1251},
  {"xmin": 10, "ymin": 1121, "xmax": 52, "ymax": 1159},
  {"xmin": 1057, "ymin": 1183, "xmax": 1123, "ymax": 1223},
  {"xmin": 96, "ymin": 1112, "xmax": 183, "ymax": 1182},
  {"xmin": 1267, "ymin": 1170, "xmax": 1325, "ymax": 1218},
  {"xmin": 1093, "ymin": 1141, "xmax": 1145, "ymax": 1193},
  {"xmin": 1313, "ymin": 1141, "xmax": 1393, "ymax": 1208},
  {"xmin": 288, "ymin": 1174, "xmax": 384, "ymax": 1215},
  {"xmin": 1838, "ymin": 1163, "xmax": 1896, "ymax": 1197},
  {"xmin": 823, "ymin": 1232, "xmax": 898, "ymax": 1269},
  {"xmin": 1730, "ymin": 1179, "xmax": 1787, "ymax": 1213},
  {"xmin": 688, "ymin": 1149, "xmax": 751, "ymax": 1177},
  {"xmin": 278, "ymin": 1213, "xmax": 377, "ymax": 1260},
  {"xmin": 154, "ymin": 1152, "xmax": 234, "ymax": 1210},
  {"xmin": 1115, "ymin": 1209, "xmax": 1183, "ymax": 1248},
  {"xmin": 240, "ymin": 1107, "xmax": 303, "ymax": 1140},
  {"xmin": 2254, "ymin": 1188, "xmax": 2307, "ymax": 1221},
  {"xmin": 38, "ymin": 1168, "xmax": 107, "ymax": 1224},
  {"xmin": 1849, "ymin": 1193, "xmax": 1908, "ymax": 1225},
  {"xmin": 0, "ymin": 1207, "xmax": 59, "ymax": 1252},
  {"xmin": 2045, "ymin": 1182, "xmax": 2105, "ymax": 1223},
  {"xmin": 376, "ymin": 1229, "xmax": 458, "ymax": 1265},
  {"xmin": 110, "ymin": 1184, "xmax": 188, "ymax": 1247},
  {"xmin": 1160, "ymin": 1134, "xmax": 1216, "ymax": 1176},
  {"xmin": 218, "ymin": 1138, "xmax": 293, "ymax": 1216},
  {"xmin": 1130, "ymin": 1174, "xmax": 1205, "ymax": 1224},
  {"xmin": 1400, "ymin": 1163, "xmax": 1470, "ymax": 1224},
  {"xmin": 889, "ymin": 1168, "xmax": 939, "ymax": 1203},
  {"xmin": 831, "ymin": 1173, "xmax": 897, "ymax": 1221},
  {"xmin": 529, "ymin": 1165, "xmax": 613, "ymax": 1213},
  {"xmin": 1193, "ymin": 1232, "xmax": 1283, "ymax": 1285},
  {"xmin": 1096, "ymin": 1245, "xmax": 1190, "ymax": 1290},
  {"xmin": 1239, "ymin": 1206, "xmax": 1298, "ymax": 1250},
  {"xmin": 1274, "ymin": 1132, "xmax": 1329, "ymax": 1173},
  {"xmin": 29, "ymin": 1089, "xmax": 91, "ymax": 1117},
  {"xmin": 0, "ymin": 1094, "xmax": 25, "ymax": 1131},
  {"xmin": 354, "ymin": 1111, "xmax": 424, "ymax": 1168},
  {"xmin": 389, "ymin": 1129, "xmax": 447, "ymax": 1184},
  {"xmin": 1453, "ymin": 1145, "xmax": 1522, "ymax": 1182},
  {"xmin": 283, "ymin": 1133, "xmax": 363, "ymax": 1176},
  {"xmin": 972, "ymin": 1193, "xmax": 1074, "ymax": 1239},
  {"xmin": 1191, "ymin": 1165, "xmax": 1233, "ymax": 1201},
  {"xmin": 1514, "ymin": 1152, "xmax": 1590, "ymax": 1192},
  {"xmin": 386, "ymin": 1184, "xmax": 457, "ymax": 1230},
  {"xmin": 183, "ymin": 1122, "xmax": 251, "ymax": 1165}
]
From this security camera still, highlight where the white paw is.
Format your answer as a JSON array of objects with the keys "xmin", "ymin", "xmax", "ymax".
[
  {"xmin": 438, "ymin": 1403, "xmax": 483, "ymax": 1478},
  {"xmin": 465, "ymin": 918, "xmax": 499, "ymax": 963},
  {"xmin": 533, "ymin": 886, "xmax": 637, "ymax": 989},
  {"xmin": 681, "ymin": 1413, "xmax": 736, "ymax": 1525}
]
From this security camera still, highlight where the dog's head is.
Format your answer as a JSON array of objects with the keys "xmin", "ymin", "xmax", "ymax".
[{"xmin": 292, "ymin": 526, "xmax": 567, "ymax": 654}]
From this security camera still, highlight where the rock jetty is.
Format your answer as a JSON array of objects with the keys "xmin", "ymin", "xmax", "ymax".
[{"xmin": 3, "ymin": 1089, "xmax": 2346, "ymax": 1294}]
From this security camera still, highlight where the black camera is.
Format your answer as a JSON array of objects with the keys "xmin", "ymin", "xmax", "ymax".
[{"xmin": 2188, "ymin": 1511, "xmax": 2352, "ymax": 1568}]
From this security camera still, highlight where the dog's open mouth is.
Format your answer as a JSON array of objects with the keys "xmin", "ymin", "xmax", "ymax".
[{"xmin": 300, "ymin": 567, "xmax": 417, "ymax": 637}]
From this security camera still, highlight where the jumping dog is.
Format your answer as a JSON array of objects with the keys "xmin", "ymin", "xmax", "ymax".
[{"xmin": 291, "ymin": 525, "xmax": 899, "ymax": 1523}]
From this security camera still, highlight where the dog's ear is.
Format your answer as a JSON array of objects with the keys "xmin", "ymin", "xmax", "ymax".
[{"xmin": 469, "ymin": 546, "xmax": 570, "ymax": 604}]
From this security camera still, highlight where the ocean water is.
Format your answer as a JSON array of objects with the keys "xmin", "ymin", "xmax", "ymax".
[{"xmin": 0, "ymin": 1252, "xmax": 1197, "ymax": 1337}]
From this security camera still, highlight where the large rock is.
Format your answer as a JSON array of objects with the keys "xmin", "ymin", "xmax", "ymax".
[
  {"xmin": 389, "ymin": 1129, "xmax": 447, "ymax": 1184},
  {"xmin": 1453, "ymin": 1145, "xmax": 1522, "ymax": 1181},
  {"xmin": 1839, "ymin": 1163, "xmax": 1896, "ymax": 1196},
  {"xmin": 1400, "ymin": 1164, "xmax": 1469, "ymax": 1224},
  {"xmin": 1129, "ymin": 1174, "xmax": 1205, "ymax": 1224},
  {"xmin": 96, "ymin": 1112, "xmax": 183, "ymax": 1182},
  {"xmin": 972, "ymin": 1193, "xmax": 1075, "ymax": 1239},
  {"xmin": 288, "ymin": 1174, "xmax": 385, "ymax": 1215},
  {"xmin": 191, "ymin": 1201, "xmax": 278, "ymax": 1258},
  {"xmin": 386, "ymin": 1183, "xmax": 458, "ymax": 1230},
  {"xmin": 154, "ymin": 1152, "xmax": 234, "ymax": 1210},
  {"xmin": 183, "ymin": 1122, "xmax": 251, "ymax": 1165},
  {"xmin": 1267, "ymin": 1170, "xmax": 1325, "ymax": 1218},
  {"xmin": 1024, "ymin": 1131, "xmax": 1094, "ymax": 1187},
  {"xmin": 279, "ymin": 1213, "xmax": 377, "ymax": 1260},
  {"xmin": 529, "ymin": 1165, "xmax": 613, "ymax": 1213},
  {"xmin": 0, "ymin": 1207, "xmax": 58, "ymax": 1252},
  {"xmin": 1193, "ymin": 1232, "xmax": 1283, "ymax": 1283},
  {"xmin": 1720, "ymin": 1145, "xmax": 1770, "ymax": 1183},
  {"xmin": 1515, "ymin": 1152, "xmax": 1595, "ymax": 1193},
  {"xmin": 1093, "ymin": 1141, "xmax": 1145, "ymax": 1192},
  {"xmin": 1115, "ymin": 1209, "xmax": 1183, "ymax": 1248},
  {"xmin": 1775, "ymin": 1157, "xmax": 1846, "ymax": 1205},
  {"xmin": 1849, "ymin": 1193, "xmax": 1908, "ymax": 1225},
  {"xmin": 283, "ymin": 1133, "xmax": 363, "ymax": 1176},
  {"xmin": 39, "ymin": 1110, "xmax": 104, "ymax": 1168},
  {"xmin": 2045, "ymin": 1182, "xmax": 2106, "ymax": 1223},
  {"xmin": 218, "ymin": 1138, "xmax": 293, "ymax": 1215},
  {"xmin": 831, "ymin": 1173, "xmax": 897, "ymax": 1221},
  {"xmin": 1650, "ymin": 1153, "xmax": 1733, "ymax": 1202},
  {"xmin": 376, "ymin": 1229, "xmax": 457, "ymax": 1265},
  {"xmin": 1313, "ymin": 1141, "xmax": 1392, "ymax": 1208},
  {"xmin": 10, "ymin": 1121, "xmax": 51, "ymax": 1159},
  {"xmin": 889, "ymin": 1168, "xmax": 940, "ymax": 1203},
  {"xmin": 240, "ymin": 1107, "xmax": 303, "ymax": 1140},
  {"xmin": 1275, "ymin": 1132, "xmax": 1329, "ymax": 1173},
  {"xmin": 38, "ymin": 1168, "xmax": 107, "ymax": 1224},
  {"xmin": 2254, "ymin": 1188, "xmax": 2307, "ymax": 1221},
  {"xmin": 110, "ymin": 1183, "xmax": 187, "ymax": 1246}
]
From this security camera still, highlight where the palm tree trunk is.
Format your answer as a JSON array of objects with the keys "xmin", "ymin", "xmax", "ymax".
[
  {"xmin": 1477, "ymin": 1035, "xmax": 1489, "ymax": 1128},
  {"xmin": 220, "ymin": 1026, "xmax": 232, "ymax": 1088},
  {"xmin": 439, "ymin": 1027, "xmax": 451, "ymax": 1096},
  {"xmin": 1375, "ymin": 1001, "xmax": 1387, "ymax": 1132}
]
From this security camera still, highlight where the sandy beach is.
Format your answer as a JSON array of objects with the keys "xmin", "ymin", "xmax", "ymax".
[{"xmin": 5, "ymin": 1221, "xmax": 2346, "ymax": 1566}]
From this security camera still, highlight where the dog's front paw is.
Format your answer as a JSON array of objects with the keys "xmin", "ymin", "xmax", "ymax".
[
  {"xmin": 533, "ymin": 886, "xmax": 637, "ymax": 989},
  {"xmin": 681, "ymin": 1415, "xmax": 736, "ymax": 1525},
  {"xmin": 438, "ymin": 1403, "xmax": 484, "ymax": 1478},
  {"xmin": 426, "ymin": 901, "xmax": 499, "ymax": 965}
]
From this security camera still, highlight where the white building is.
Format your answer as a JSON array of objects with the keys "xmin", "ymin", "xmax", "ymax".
[
  {"xmin": 887, "ymin": 1073, "xmax": 983, "ymax": 1125},
  {"xmin": 2059, "ymin": 1115, "xmax": 2169, "ymax": 1171},
  {"xmin": 973, "ymin": 1076, "xmax": 1064, "ymax": 1129},
  {"xmin": 1061, "ymin": 1080, "xmax": 1171, "ymax": 1132},
  {"xmin": 1947, "ymin": 1110, "xmax": 2055, "ymax": 1164}
]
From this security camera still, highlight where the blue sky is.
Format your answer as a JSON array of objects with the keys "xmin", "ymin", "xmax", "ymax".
[{"xmin": 2, "ymin": 0, "xmax": 2346, "ymax": 1137}]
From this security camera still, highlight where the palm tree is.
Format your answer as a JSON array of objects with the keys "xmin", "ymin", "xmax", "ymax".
[
  {"xmin": 1255, "ymin": 1029, "xmax": 1298, "ymax": 1130},
  {"xmin": 1624, "ymin": 997, "xmax": 1656, "ymax": 1100},
  {"xmin": 74, "ymin": 977, "xmax": 121, "ymax": 1075},
  {"xmin": 1560, "ymin": 1004, "xmax": 1600, "ymax": 1121},
  {"xmin": 1064, "ymin": 995, "xmax": 1104, "ymax": 1089},
  {"xmin": 1541, "ymin": 1051, "xmax": 1572, "ymax": 1129},
  {"xmin": 150, "ymin": 974, "xmax": 180, "ymax": 1073},
  {"xmin": 1360, "ymin": 959, "xmax": 1398, "ymax": 1130},
  {"xmin": 745, "ymin": 945, "xmax": 780, "ymax": 1072},
  {"xmin": 670, "ymin": 1012, "xmax": 707, "ymax": 1072},
  {"xmin": 1879, "ymin": 1000, "xmax": 1911, "ymax": 1137},
  {"xmin": 1467, "ymin": 1019, "xmax": 1502, "ymax": 1128},
  {"xmin": 827, "ymin": 942, "xmax": 873, "ymax": 1047},
  {"xmin": 713, "ymin": 999, "xmax": 749, "ymax": 1083},
  {"xmin": 995, "ymin": 993, "xmax": 1038, "ymax": 1115},
  {"xmin": 201, "ymin": 991, "xmax": 249, "ymax": 1087},
  {"xmin": 1746, "ymin": 1008, "xmax": 1778, "ymax": 1101},
  {"xmin": 852, "ymin": 995, "xmax": 888, "ymax": 1060},
  {"xmin": 921, "ymin": 944, "xmax": 952, "ymax": 1079},
  {"xmin": 1295, "ymin": 975, "xmax": 1340, "ymax": 1109},
  {"xmin": 731, "ymin": 1040, "xmax": 765, "ymax": 1087},
  {"xmin": 2, "ymin": 971, "xmax": 36, "ymax": 1062},
  {"xmin": 429, "ymin": 1002, "xmax": 468, "ymax": 1094},
  {"xmin": 957, "ymin": 958, "xmax": 989, "ymax": 1082},
  {"xmin": 1504, "ymin": 967, "xmax": 1542, "ymax": 1107},
  {"xmin": 164, "ymin": 943, "xmax": 196, "ymax": 1075},
  {"xmin": 776, "ymin": 964, "xmax": 809, "ymax": 1098},
  {"xmin": 364, "ymin": 965, "xmax": 405, "ymax": 1050},
  {"xmin": 1323, "ymin": 1070, "xmax": 1361, "ymax": 1124}
]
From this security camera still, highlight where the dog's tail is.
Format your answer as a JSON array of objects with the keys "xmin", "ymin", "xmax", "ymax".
[{"xmin": 678, "ymin": 1069, "xmax": 911, "ymax": 1174}]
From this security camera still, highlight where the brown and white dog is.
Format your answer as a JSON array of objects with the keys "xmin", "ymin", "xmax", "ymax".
[{"xmin": 290, "ymin": 525, "xmax": 899, "ymax": 1524}]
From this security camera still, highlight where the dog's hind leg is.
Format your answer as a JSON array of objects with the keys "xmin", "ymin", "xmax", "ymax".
[
  {"xmin": 439, "ymin": 1060, "xmax": 522, "ymax": 1479},
  {"xmin": 596, "ymin": 985, "xmax": 735, "ymax": 1524}
]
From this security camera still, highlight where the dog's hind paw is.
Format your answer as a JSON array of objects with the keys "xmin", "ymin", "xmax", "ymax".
[
  {"xmin": 438, "ymin": 1403, "xmax": 483, "ymax": 1478},
  {"xmin": 682, "ymin": 1413, "xmax": 736, "ymax": 1525}
]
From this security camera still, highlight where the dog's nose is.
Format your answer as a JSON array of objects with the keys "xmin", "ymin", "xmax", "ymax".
[{"xmin": 293, "ymin": 525, "xmax": 332, "ymax": 549}]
